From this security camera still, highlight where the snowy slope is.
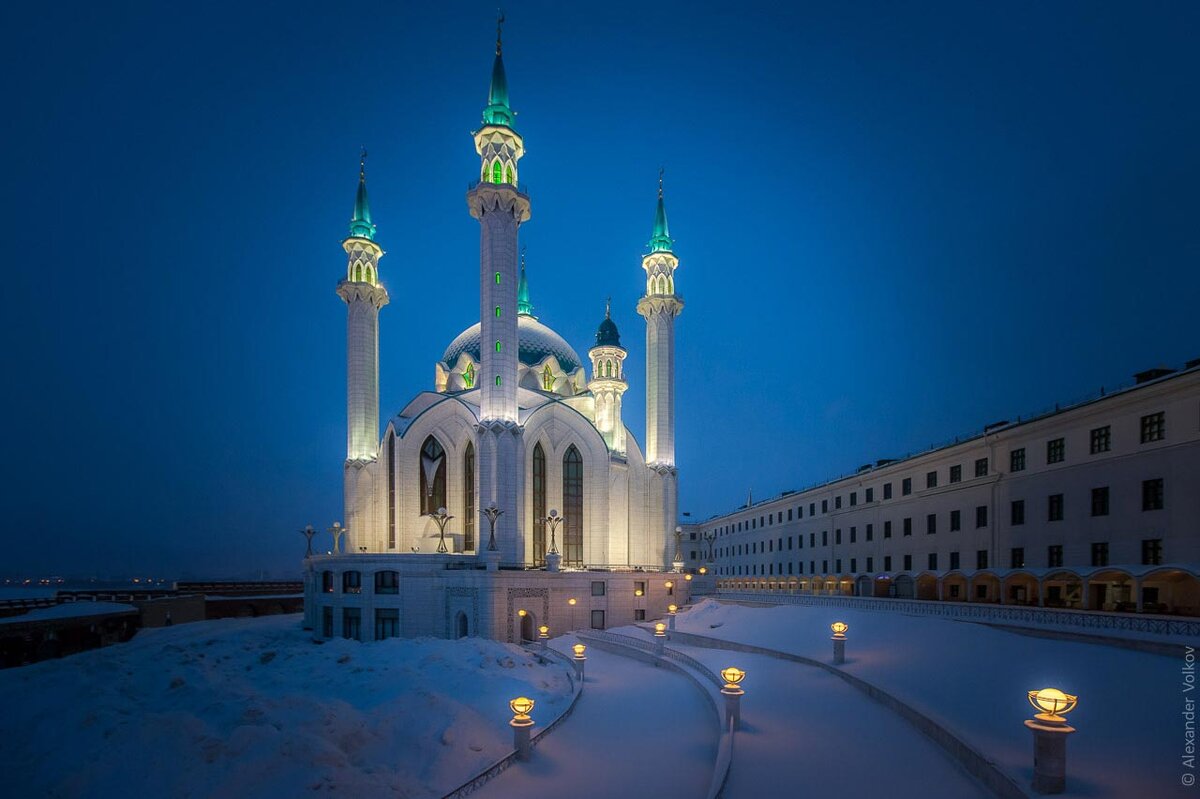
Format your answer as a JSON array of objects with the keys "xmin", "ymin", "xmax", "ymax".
[{"xmin": 0, "ymin": 614, "xmax": 573, "ymax": 799}]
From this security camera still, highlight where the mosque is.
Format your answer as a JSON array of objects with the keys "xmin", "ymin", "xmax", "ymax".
[{"xmin": 304, "ymin": 22, "xmax": 694, "ymax": 641}]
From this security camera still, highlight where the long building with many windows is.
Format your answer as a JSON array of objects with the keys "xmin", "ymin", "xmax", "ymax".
[{"xmin": 684, "ymin": 361, "xmax": 1200, "ymax": 615}]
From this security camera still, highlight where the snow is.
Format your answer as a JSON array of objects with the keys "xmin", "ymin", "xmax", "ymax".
[
  {"xmin": 672, "ymin": 598, "xmax": 1188, "ymax": 798},
  {"xmin": 0, "ymin": 614, "xmax": 574, "ymax": 799},
  {"xmin": 473, "ymin": 635, "xmax": 717, "ymax": 799},
  {"xmin": 0, "ymin": 601, "xmax": 136, "ymax": 624}
]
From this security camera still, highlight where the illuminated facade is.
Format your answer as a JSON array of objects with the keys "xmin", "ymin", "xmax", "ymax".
[{"xmin": 308, "ymin": 23, "xmax": 687, "ymax": 640}]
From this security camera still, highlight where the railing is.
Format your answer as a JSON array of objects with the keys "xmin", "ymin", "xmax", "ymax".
[{"xmin": 716, "ymin": 590, "xmax": 1200, "ymax": 639}]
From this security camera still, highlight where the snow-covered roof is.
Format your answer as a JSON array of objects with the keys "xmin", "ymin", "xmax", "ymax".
[{"xmin": 0, "ymin": 601, "xmax": 137, "ymax": 625}]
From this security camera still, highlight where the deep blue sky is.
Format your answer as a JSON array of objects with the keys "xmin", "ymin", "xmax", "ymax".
[{"xmin": 2, "ymin": 1, "xmax": 1197, "ymax": 578}]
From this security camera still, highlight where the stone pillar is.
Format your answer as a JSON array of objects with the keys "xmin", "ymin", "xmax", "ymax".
[
  {"xmin": 511, "ymin": 717, "xmax": 534, "ymax": 761},
  {"xmin": 1024, "ymin": 719, "xmax": 1075, "ymax": 794},
  {"xmin": 721, "ymin": 686, "xmax": 743, "ymax": 729},
  {"xmin": 832, "ymin": 635, "xmax": 846, "ymax": 665}
]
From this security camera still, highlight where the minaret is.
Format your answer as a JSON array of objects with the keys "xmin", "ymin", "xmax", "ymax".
[
  {"xmin": 468, "ymin": 16, "xmax": 530, "ymax": 565},
  {"xmin": 588, "ymin": 299, "xmax": 628, "ymax": 455},
  {"xmin": 636, "ymin": 171, "xmax": 683, "ymax": 568},
  {"xmin": 337, "ymin": 151, "xmax": 389, "ymax": 462}
]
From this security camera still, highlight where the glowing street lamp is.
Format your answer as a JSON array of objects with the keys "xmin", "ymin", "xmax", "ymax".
[
  {"xmin": 665, "ymin": 580, "xmax": 674, "ymax": 589},
  {"xmin": 518, "ymin": 609, "xmax": 527, "ymax": 617},
  {"xmin": 426, "ymin": 507, "xmax": 454, "ymax": 554},
  {"xmin": 699, "ymin": 566, "xmax": 708, "ymax": 575},
  {"xmin": 538, "ymin": 624, "xmax": 549, "ymax": 641},
  {"xmin": 1024, "ymin": 688, "xmax": 1078, "ymax": 794},
  {"xmin": 509, "ymin": 696, "xmax": 535, "ymax": 761},
  {"xmin": 668, "ymin": 604, "xmax": 677, "ymax": 613},
  {"xmin": 667, "ymin": 603, "xmax": 678, "ymax": 630},
  {"xmin": 571, "ymin": 642, "xmax": 587, "ymax": 680},
  {"xmin": 684, "ymin": 574, "xmax": 693, "ymax": 582},
  {"xmin": 654, "ymin": 622, "xmax": 666, "ymax": 637},
  {"xmin": 572, "ymin": 643, "xmax": 587, "ymax": 658},
  {"xmin": 720, "ymin": 667, "xmax": 746, "ymax": 728},
  {"xmin": 830, "ymin": 621, "xmax": 848, "ymax": 664},
  {"xmin": 653, "ymin": 621, "xmax": 666, "ymax": 657}
]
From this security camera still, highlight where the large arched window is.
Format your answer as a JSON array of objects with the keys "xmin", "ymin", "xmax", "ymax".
[
  {"xmin": 531, "ymin": 442, "xmax": 546, "ymax": 566},
  {"xmin": 463, "ymin": 362, "xmax": 475, "ymax": 388},
  {"xmin": 563, "ymin": 445, "xmax": 583, "ymax": 567},
  {"xmin": 492, "ymin": 160, "xmax": 503, "ymax": 183},
  {"xmin": 542, "ymin": 364, "xmax": 554, "ymax": 391},
  {"xmin": 419, "ymin": 436, "xmax": 446, "ymax": 516},
  {"xmin": 505, "ymin": 165, "xmax": 514, "ymax": 184},
  {"xmin": 463, "ymin": 442, "xmax": 475, "ymax": 552}
]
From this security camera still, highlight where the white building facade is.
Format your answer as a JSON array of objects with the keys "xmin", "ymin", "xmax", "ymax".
[
  {"xmin": 686, "ymin": 364, "xmax": 1200, "ymax": 615},
  {"xmin": 306, "ymin": 25, "xmax": 688, "ymax": 641}
]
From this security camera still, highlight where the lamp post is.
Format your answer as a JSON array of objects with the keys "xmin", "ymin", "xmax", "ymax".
[
  {"xmin": 426, "ymin": 507, "xmax": 454, "ymax": 554},
  {"xmin": 568, "ymin": 597, "xmax": 577, "ymax": 630},
  {"xmin": 668, "ymin": 603, "xmax": 678, "ymax": 630},
  {"xmin": 571, "ymin": 642, "xmax": 587, "ymax": 681},
  {"xmin": 653, "ymin": 621, "xmax": 666, "ymax": 658},
  {"xmin": 720, "ymin": 667, "xmax": 746, "ymax": 729},
  {"xmin": 1025, "ymin": 688, "xmax": 1078, "ymax": 794},
  {"xmin": 702, "ymin": 529, "xmax": 715, "ymax": 562},
  {"xmin": 328, "ymin": 522, "xmax": 347, "ymax": 555},
  {"xmin": 539, "ymin": 509, "xmax": 564, "ymax": 572},
  {"xmin": 537, "ymin": 624, "xmax": 549, "ymax": 648},
  {"xmin": 300, "ymin": 525, "xmax": 316, "ymax": 558},
  {"xmin": 673, "ymin": 526, "xmax": 684, "ymax": 572},
  {"xmin": 509, "ymin": 697, "xmax": 535, "ymax": 761},
  {"xmin": 481, "ymin": 504, "xmax": 503, "ymax": 571},
  {"xmin": 830, "ymin": 621, "xmax": 848, "ymax": 665}
]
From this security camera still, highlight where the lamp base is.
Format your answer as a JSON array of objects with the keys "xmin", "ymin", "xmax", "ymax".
[
  {"xmin": 545, "ymin": 552, "xmax": 562, "ymax": 572},
  {"xmin": 1024, "ymin": 719, "xmax": 1075, "ymax": 794}
]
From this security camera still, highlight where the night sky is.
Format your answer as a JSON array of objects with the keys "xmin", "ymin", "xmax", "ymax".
[{"xmin": 3, "ymin": 1, "xmax": 1197, "ymax": 578}]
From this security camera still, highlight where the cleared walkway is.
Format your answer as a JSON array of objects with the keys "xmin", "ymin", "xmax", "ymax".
[{"xmin": 472, "ymin": 637, "xmax": 717, "ymax": 799}]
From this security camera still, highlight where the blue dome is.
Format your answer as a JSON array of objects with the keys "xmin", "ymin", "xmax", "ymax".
[{"xmin": 442, "ymin": 315, "xmax": 583, "ymax": 374}]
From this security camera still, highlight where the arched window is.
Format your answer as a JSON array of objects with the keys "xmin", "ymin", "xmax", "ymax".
[
  {"xmin": 463, "ymin": 362, "xmax": 475, "ymax": 388},
  {"xmin": 563, "ymin": 445, "xmax": 583, "ymax": 567},
  {"xmin": 532, "ymin": 443, "xmax": 546, "ymax": 566},
  {"xmin": 455, "ymin": 610, "xmax": 469, "ymax": 639},
  {"xmin": 354, "ymin": 264, "xmax": 362, "ymax": 282},
  {"xmin": 365, "ymin": 265, "xmax": 374, "ymax": 285},
  {"xmin": 492, "ymin": 160, "xmax": 503, "ymax": 183},
  {"xmin": 463, "ymin": 442, "xmax": 475, "ymax": 552},
  {"xmin": 505, "ymin": 165, "xmax": 514, "ymax": 184},
  {"xmin": 495, "ymin": 305, "xmax": 502, "ymax": 318},
  {"xmin": 495, "ymin": 271, "xmax": 501, "ymax": 284},
  {"xmin": 419, "ymin": 436, "xmax": 446, "ymax": 516},
  {"xmin": 495, "ymin": 340, "xmax": 502, "ymax": 353},
  {"xmin": 542, "ymin": 364, "xmax": 554, "ymax": 391}
]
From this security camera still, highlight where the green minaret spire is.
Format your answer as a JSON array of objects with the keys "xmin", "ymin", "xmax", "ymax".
[
  {"xmin": 648, "ymin": 167, "xmax": 673, "ymax": 253},
  {"xmin": 481, "ymin": 12, "xmax": 515, "ymax": 129},
  {"xmin": 517, "ymin": 246, "xmax": 534, "ymax": 316},
  {"xmin": 349, "ymin": 148, "xmax": 376, "ymax": 240}
]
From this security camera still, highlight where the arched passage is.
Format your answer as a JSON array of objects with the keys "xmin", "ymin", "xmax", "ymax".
[{"xmin": 455, "ymin": 611, "xmax": 469, "ymax": 639}]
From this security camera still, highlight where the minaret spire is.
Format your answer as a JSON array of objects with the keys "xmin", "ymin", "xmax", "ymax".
[
  {"xmin": 517, "ymin": 246, "xmax": 534, "ymax": 316},
  {"xmin": 483, "ymin": 10, "xmax": 514, "ymax": 129},
  {"xmin": 349, "ymin": 147, "xmax": 376, "ymax": 241},
  {"xmin": 649, "ymin": 167, "xmax": 673, "ymax": 253}
]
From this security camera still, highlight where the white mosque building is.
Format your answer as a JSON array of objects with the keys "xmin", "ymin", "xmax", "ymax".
[{"xmin": 305, "ymin": 24, "xmax": 691, "ymax": 642}]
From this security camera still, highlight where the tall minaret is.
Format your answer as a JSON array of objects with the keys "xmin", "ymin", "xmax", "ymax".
[
  {"xmin": 337, "ymin": 152, "xmax": 389, "ymax": 462},
  {"xmin": 468, "ymin": 16, "xmax": 530, "ymax": 564},
  {"xmin": 588, "ymin": 300, "xmax": 628, "ymax": 455},
  {"xmin": 636, "ymin": 171, "xmax": 683, "ymax": 567}
]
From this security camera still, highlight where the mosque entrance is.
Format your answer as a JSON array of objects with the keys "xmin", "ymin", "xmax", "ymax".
[
  {"xmin": 455, "ymin": 611, "xmax": 468, "ymax": 639},
  {"xmin": 519, "ymin": 613, "xmax": 535, "ymax": 642}
]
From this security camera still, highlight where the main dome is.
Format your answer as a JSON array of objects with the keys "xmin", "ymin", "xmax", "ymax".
[{"xmin": 442, "ymin": 315, "xmax": 583, "ymax": 374}]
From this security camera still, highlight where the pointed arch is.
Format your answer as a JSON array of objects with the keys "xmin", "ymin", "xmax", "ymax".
[
  {"xmin": 463, "ymin": 441, "xmax": 475, "ymax": 552},
  {"xmin": 505, "ymin": 164, "xmax": 514, "ymax": 184},
  {"xmin": 492, "ymin": 160, "xmax": 503, "ymax": 184},
  {"xmin": 542, "ymin": 363, "xmax": 554, "ymax": 391},
  {"xmin": 365, "ymin": 265, "xmax": 374, "ymax": 285},
  {"xmin": 463, "ymin": 361, "xmax": 475, "ymax": 388},
  {"xmin": 419, "ymin": 436, "xmax": 446, "ymax": 516},
  {"xmin": 455, "ymin": 610, "xmax": 469, "ymax": 639},
  {"xmin": 531, "ymin": 442, "xmax": 546, "ymax": 566},
  {"xmin": 354, "ymin": 263, "xmax": 362, "ymax": 282},
  {"xmin": 563, "ymin": 444, "xmax": 583, "ymax": 567}
]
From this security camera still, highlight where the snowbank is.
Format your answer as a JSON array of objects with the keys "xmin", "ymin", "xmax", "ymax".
[{"xmin": 0, "ymin": 614, "xmax": 573, "ymax": 798}]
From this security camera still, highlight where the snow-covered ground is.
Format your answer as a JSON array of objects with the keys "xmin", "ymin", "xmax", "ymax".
[
  {"xmin": 672, "ymin": 599, "xmax": 1189, "ymax": 798},
  {"xmin": 0, "ymin": 614, "xmax": 573, "ymax": 799}
]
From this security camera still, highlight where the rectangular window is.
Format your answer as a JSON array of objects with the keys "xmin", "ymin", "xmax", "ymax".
[
  {"xmin": 634, "ymin": 609, "xmax": 645, "ymax": 621},
  {"xmin": 1143, "ymin": 478, "xmax": 1164, "ymax": 511},
  {"xmin": 835, "ymin": 559, "xmax": 842, "ymax": 572},
  {"xmin": 975, "ymin": 458, "xmax": 988, "ymax": 478},
  {"xmin": 835, "ymin": 496, "xmax": 842, "ymax": 510},
  {"xmin": 926, "ymin": 471, "xmax": 938, "ymax": 489},
  {"xmin": 903, "ymin": 554, "xmax": 912, "ymax": 571},
  {"xmin": 949, "ymin": 464, "xmax": 962, "ymax": 483},
  {"xmin": 822, "ymin": 530, "xmax": 828, "ymax": 546},
  {"xmin": 949, "ymin": 551, "xmax": 960, "ymax": 570},
  {"xmin": 1047, "ymin": 438, "xmax": 1065, "ymax": 464},
  {"xmin": 823, "ymin": 560, "xmax": 828, "ymax": 572},
  {"xmin": 849, "ymin": 558, "xmax": 856, "ymax": 572},
  {"xmin": 924, "ymin": 553, "xmax": 935, "ymax": 570},
  {"xmin": 822, "ymin": 499, "xmax": 828, "ymax": 513},
  {"xmin": 1091, "ymin": 487, "xmax": 1109, "ymax": 517},
  {"xmin": 884, "ymin": 555, "xmax": 892, "ymax": 571},
  {"xmin": 865, "ymin": 487, "xmax": 874, "ymax": 502},
  {"xmin": 788, "ymin": 536, "xmax": 793, "ymax": 550},
  {"xmin": 903, "ymin": 517, "xmax": 912, "ymax": 536},
  {"xmin": 591, "ymin": 581, "xmax": 606, "ymax": 597},
  {"xmin": 902, "ymin": 478, "xmax": 912, "ymax": 496},
  {"xmin": 1091, "ymin": 542, "xmax": 1109, "ymax": 567},
  {"xmin": 322, "ymin": 571, "xmax": 334, "ymax": 593},
  {"xmin": 926, "ymin": 513, "xmax": 936, "ymax": 535},
  {"xmin": 342, "ymin": 607, "xmax": 361, "ymax": 641},
  {"xmin": 374, "ymin": 608, "xmax": 399, "ymax": 640},
  {"xmin": 322, "ymin": 606, "xmax": 333, "ymax": 638},
  {"xmin": 788, "ymin": 509, "xmax": 793, "ymax": 521},
  {"xmin": 1011, "ymin": 500, "xmax": 1025, "ymax": 526},
  {"xmin": 977, "ymin": 550, "xmax": 988, "ymax": 570},
  {"xmin": 1010, "ymin": 448, "xmax": 1026, "ymax": 472},
  {"xmin": 810, "ymin": 502, "xmax": 816, "ymax": 516},
  {"xmin": 342, "ymin": 571, "xmax": 362, "ymax": 594},
  {"xmin": 591, "ymin": 610, "xmax": 606, "ymax": 630},
  {"xmin": 883, "ymin": 483, "xmax": 893, "ymax": 500},
  {"xmin": 810, "ymin": 533, "xmax": 815, "ymax": 547},
  {"xmin": 1047, "ymin": 545, "xmax": 1063, "ymax": 568},
  {"xmin": 884, "ymin": 521, "xmax": 892, "ymax": 539},
  {"xmin": 375, "ymin": 570, "xmax": 399, "ymax": 594},
  {"xmin": 1141, "ymin": 412, "xmax": 1165, "ymax": 443},
  {"xmin": 1142, "ymin": 538, "xmax": 1163, "ymax": 566},
  {"xmin": 850, "ymin": 491, "xmax": 858, "ymax": 507},
  {"xmin": 835, "ymin": 529, "xmax": 842, "ymax": 545},
  {"xmin": 1090, "ymin": 425, "xmax": 1111, "ymax": 454},
  {"xmin": 950, "ymin": 510, "xmax": 961, "ymax": 531},
  {"xmin": 866, "ymin": 556, "xmax": 874, "ymax": 572},
  {"xmin": 1048, "ymin": 494, "xmax": 1064, "ymax": 522},
  {"xmin": 635, "ymin": 580, "xmax": 646, "ymax": 595},
  {"xmin": 1011, "ymin": 548, "xmax": 1025, "ymax": 569},
  {"xmin": 850, "ymin": 526, "xmax": 857, "ymax": 543},
  {"xmin": 866, "ymin": 523, "xmax": 874, "ymax": 541},
  {"xmin": 975, "ymin": 505, "xmax": 988, "ymax": 528}
]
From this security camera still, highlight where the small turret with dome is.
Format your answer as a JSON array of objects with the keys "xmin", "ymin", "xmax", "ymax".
[{"xmin": 588, "ymin": 298, "xmax": 629, "ymax": 454}]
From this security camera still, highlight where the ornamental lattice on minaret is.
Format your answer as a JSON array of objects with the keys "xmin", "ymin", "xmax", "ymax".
[
  {"xmin": 468, "ymin": 15, "xmax": 530, "ymax": 566},
  {"xmin": 636, "ymin": 171, "xmax": 684, "ymax": 467},
  {"xmin": 337, "ymin": 150, "xmax": 389, "ymax": 463},
  {"xmin": 588, "ymin": 299, "xmax": 628, "ymax": 455}
]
